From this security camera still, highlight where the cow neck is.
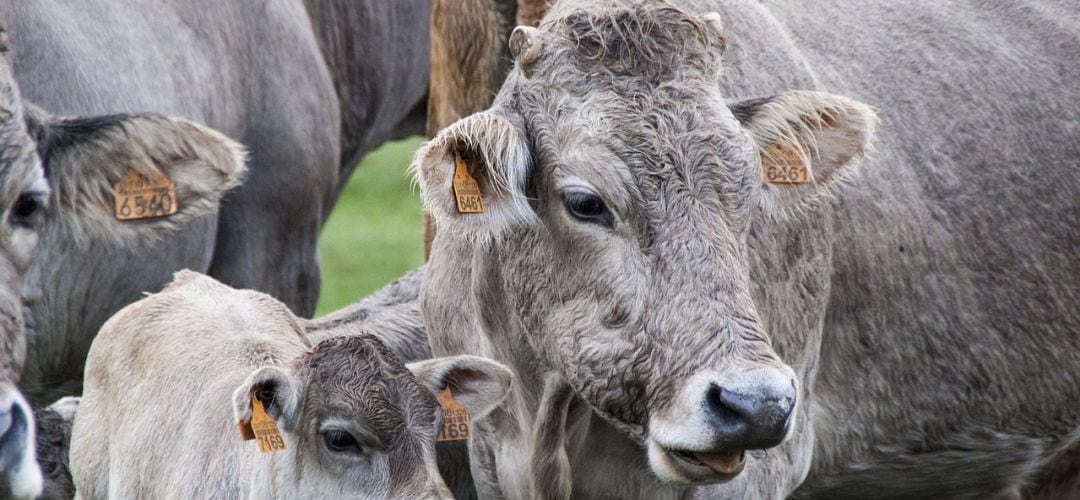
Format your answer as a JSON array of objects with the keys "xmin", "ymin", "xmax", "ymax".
[{"xmin": 302, "ymin": 0, "xmax": 430, "ymax": 170}]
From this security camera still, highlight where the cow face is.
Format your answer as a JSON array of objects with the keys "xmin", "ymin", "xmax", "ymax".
[
  {"xmin": 0, "ymin": 26, "xmax": 50, "ymax": 500},
  {"xmin": 232, "ymin": 336, "xmax": 511, "ymax": 498},
  {"xmin": 417, "ymin": 4, "xmax": 875, "ymax": 485}
]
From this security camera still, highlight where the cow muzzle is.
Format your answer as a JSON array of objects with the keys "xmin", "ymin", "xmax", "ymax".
[
  {"xmin": 0, "ymin": 383, "xmax": 40, "ymax": 499},
  {"xmin": 646, "ymin": 367, "xmax": 797, "ymax": 484}
]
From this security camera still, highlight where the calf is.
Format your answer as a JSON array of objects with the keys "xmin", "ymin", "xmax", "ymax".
[{"xmin": 70, "ymin": 271, "xmax": 511, "ymax": 499}]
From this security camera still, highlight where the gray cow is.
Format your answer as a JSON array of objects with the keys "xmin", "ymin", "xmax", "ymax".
[
  {"xmin": 0, "ymin": 26, "xmax": 247, "ymax": 500},
  {"xmin": 415, "ymin": 0, "xmax": 1080, "ymax": 498},
  {"xmin": 0, "ymin": 0, "xmax": 431, "ymax": 404},
  {"xmin": 70, "ymin": 271, "xmax": 511, "ymax": 499}
]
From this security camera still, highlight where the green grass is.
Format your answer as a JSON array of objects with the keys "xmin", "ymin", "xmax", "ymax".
[{"xmin": 315, "ymin": 136, "xmax": 426, "ymax": 317}]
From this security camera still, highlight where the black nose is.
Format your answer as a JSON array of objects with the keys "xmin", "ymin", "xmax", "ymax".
[
  {"xmin": 0, "ymin": 395, "xmax": 29, "ymax": 472},
  {"xmin": 704, "ymin": 378, "xmax": 795, "ymax": 450}
]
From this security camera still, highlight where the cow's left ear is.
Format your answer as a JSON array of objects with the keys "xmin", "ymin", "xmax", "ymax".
[
  {"xmin": 407, "ymin": 355, "xmax": 513, "ymax": 422},
  {"xmin": 27, "ymin": 108, "xmax": 247, "ymax": 242},
  {"xmin": 731, "ymin": 91, "xmax": 877, "ymax": 215}
]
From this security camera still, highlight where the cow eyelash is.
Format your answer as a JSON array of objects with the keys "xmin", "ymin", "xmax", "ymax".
[
  {"xmin": 563, "ymin": 190, "xmax": 614, "ymax": 228},
  {"xmin": 323, "ymin": 429, "xmax": 364, "ymax": 454},
  {"xmin": 10, "ymin": 191, "xmax": 45, "ymax": 229}
]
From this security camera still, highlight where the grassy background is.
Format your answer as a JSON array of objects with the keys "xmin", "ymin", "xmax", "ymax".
[{"xmin": 315, "ymin": 136, "xmax": 426, "ymax": 316}]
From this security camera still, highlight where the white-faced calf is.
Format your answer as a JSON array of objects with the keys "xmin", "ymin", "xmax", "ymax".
[{"xmin": 70, "ymin": 271, "xmax": 511, "ymax": 499}]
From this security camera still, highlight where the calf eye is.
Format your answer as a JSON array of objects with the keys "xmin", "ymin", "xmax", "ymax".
[
  {"xmin": 323, "ymin": 430, "xmax": 362, "ymax": 454},
  {"xmin": 10, "ymin": 192, "xmax": 45, "ymax": 229},
  {"xmin": 563, "ymin": 191, "xmax": 613, "ymax": 227}
]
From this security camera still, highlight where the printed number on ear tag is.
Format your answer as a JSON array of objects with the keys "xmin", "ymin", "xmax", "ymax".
[
  {"xmin": 452, "ymin": 152, "xmax": 485, "ymax": 214},
  {"xmin": 437, "ymin": 388, "xmax": 472, "ymax": 442},
  {"xmin": 763, "ymin": 144, "xmax": 813, "ymax": 184},
  {"xmin": 239, "ymin": 392, "xmax": 287, "ymax": 453},
  {"xmin": 114, "ymin": 168, "xmax": 179, "ymax": 220}
]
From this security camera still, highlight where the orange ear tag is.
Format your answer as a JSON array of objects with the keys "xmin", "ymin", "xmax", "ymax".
[
  {"xmin": 436, "ymin": 388, "xmax": 472, "ymax": 442},
  {"xmin": 114, "ymin": 168, "xmax": 179, "ymax": 220},
  {"xmin": 239, "ymin": 393, "xmax": 287, "ymax": 453},
  {"xmin": 762, "ymin": 144, "xmax": 813, "ymax": 184},
  {"xmin": 452, "ymin": 152, "xmax": 485, "ymax": 214}
]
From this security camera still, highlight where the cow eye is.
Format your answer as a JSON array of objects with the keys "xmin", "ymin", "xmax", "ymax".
[
  {"xmin": 323, "ymin": 430, "xmax": 362, "ymax": 454},
  {"xmin": 563, "ymin": 191, "xmax": 613, "ymax": 227},
  {"xmin": 10, "ymin": 191, "xmax": 45, "ymax": 229}
]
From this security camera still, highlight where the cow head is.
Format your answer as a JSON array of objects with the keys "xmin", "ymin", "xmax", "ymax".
[
  {"xmin": 232, "ymin": 336, "xmax": 512, "ymax": 498},
  {"xmin": 0, "ymin": 22, "xmax": 247, "ymax": 498},
  {"xmin": 417, "ymin": 3, "xmax": 875, "ymax": 485}
]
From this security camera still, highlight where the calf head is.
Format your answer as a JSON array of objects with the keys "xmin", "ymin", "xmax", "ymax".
[
  {"xmin": 417, "ymin": 2, "xmax": 875, "ymax": 485},
  {"xmin": 232, "ymin": 335, "xmax": 512, "ymax": 498},
  {"xmin": 0, "ymin": 20, "xmax": 246, "ymax": 497}
]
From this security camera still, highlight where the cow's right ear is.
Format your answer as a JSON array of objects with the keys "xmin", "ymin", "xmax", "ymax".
[
  {"xmin": 413, "ymin": 110, "xmax": 535, "ymax": 236},
  {"xmin": 26, "ymin": 107, "xmax": 247, "ymax": 243},
  {"xmin": 407, "ymin": 355, "xmax": 513, "ymax": 422},
  {"xmin": 232, "ymin": 366, "xmax": 302, "ymax": 433}
]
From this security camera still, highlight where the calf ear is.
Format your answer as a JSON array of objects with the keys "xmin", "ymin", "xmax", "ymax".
[
  {"xmin": 232, "ymin": 367, "xmax": 303, "ymax": 433},
  {"xmin": 413, "ymin": 110, "xmax": 535, "ymax": 236},
  {"xmin": 731, "ymin": 91, "xmax": 877, "ymax": 215},
  {"xmin": 29, "ymin": 109, "xmax": 247, "ymax": 242},
  {"xmin": 407, "ymin": 355, "xmax": 513, "ymax": 422}
]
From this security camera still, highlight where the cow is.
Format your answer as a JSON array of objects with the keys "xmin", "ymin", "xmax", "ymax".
[
  {"xmin": 415, "ymin": 0, "xmax": 1080, "ymax": 498},
  {"xmin": 0, "ymin": 24, "xmax": 248, "ymax": 499},
  {"xmin": 0, "ymin": 0, "xmax": 432, "ymax": 405},
  {"xmin": 70, "ymin": 271, "xmax": 512, "ymax": 499}
]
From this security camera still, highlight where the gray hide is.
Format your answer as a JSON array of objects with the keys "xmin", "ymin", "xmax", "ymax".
[
  {"xmin": 0, "ymin": 0, "xmax": 432, "ymax": 404},
  {"xmin": 415, "ymin": 0, "xmax": 1080, "ymax": 499}
]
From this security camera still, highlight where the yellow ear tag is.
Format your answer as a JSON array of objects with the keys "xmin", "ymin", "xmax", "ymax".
[
  {"xmin": 436, "ymin": 388, "xmax": 472, "ymax": 442},
  {"xmin": 242, "ymin": 393, "xmax": 287, "ymax": 453},
  {"xmin": 114, "ymin": 168, "xmax": 179, "ymax": 220},
  {"xmin": 452, "ymin": 152, "xmax": 485, "ymax": 214},
  {"xmin": 762, "ymin": 144, "xmax": 813, "ymax": 184}
]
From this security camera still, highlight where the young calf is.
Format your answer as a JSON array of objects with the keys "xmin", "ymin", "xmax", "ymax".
[{"xmin": 70, "ymin": 271, "xmax": 511, "ymax": 499}]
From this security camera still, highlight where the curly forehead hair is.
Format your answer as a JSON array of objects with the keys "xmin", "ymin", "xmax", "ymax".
[
  {"xmin": 541, "ymin": 0, "xmax": 724, "ymax": 83},
  {"xmin": 298, "ymin": 334, "xmax": 408, "ymax": 378}
]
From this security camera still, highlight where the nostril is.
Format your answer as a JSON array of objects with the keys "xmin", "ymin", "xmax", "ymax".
[
  {"xmin": 0, "ymin": 404, "xmax": 12, "ymax": 439},
  {"xmin": 702, "ymin": 378, "xmax": 796, "ymax": 450},
  {"xmin": 705, "ymin": 384, "xmax": 750, "ymax": 428}
]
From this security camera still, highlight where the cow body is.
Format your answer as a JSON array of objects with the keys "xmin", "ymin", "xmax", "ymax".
[
  {"xmin": 0, "ymin": 0, "xmax": 431, "ymax": 404},
  {"xmin": 70, "ymin": 271, "xmax": 511, "ymax": 500},
  {"xmin": 417, "ymin": 0, "xmax": 1080, "ymax": 498}
]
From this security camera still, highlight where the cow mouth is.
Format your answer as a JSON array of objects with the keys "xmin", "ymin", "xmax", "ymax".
[
  {"xmin": 647, "ymin": 438, "xmax": 747, "ymax": 483},
  {"xmin": 669, "ymin": 449, "xmax": 745, "ymax": 475}
]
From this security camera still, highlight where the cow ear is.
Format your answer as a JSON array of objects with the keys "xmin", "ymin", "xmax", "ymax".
[
  {"xmin": 413, "ymin": 110, "xmax": 535, "ymax": 236},
  {"xmin": 29, "ymin": 110, "xmax": 247, "ymax": 242},
  {"xmin": 731, "ymin": 91, "xmax": 877, "ymax": 215},
  {"xmin": 232, "ymin": 366, "xmax": 303, "ymax": 433},
  {"xmin": 407, "ymin": 355, "xmax": 513, "ymax": 422}
]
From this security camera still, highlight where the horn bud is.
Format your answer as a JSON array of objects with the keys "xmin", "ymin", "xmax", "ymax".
[
  {"xmin": 699, "ymin": 12, "xmax": 726, "ymax": 53},
  {"xmin": 509, "ymin": 26, "xmax": 543, "ymax": 66}
]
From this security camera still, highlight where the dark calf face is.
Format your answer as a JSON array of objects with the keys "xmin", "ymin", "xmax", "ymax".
[
  {"xmin": 232, "ymin": 336, "xmax": 511, "ymax": 498},
  {"xmin": 417, "ymin": 3, "xmax": 876, "ymax": 485}
]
